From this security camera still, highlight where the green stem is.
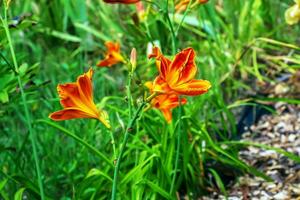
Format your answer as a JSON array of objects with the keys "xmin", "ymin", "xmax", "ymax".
[
  {"xmin": 165, "ymin": 0, "xmax": 177, "ymax": 54},
  {"xmin": 111, "ymin": 102, "xmax": 147, "ymax": 200},
  {"xmin": 0, "ymin": 51, "xmax": 17, "ymax": 74},
  {"xmin": 0, "ymin": 10, "xmax": 45, "ymax": 200},
  {"xmin": 170, "ymin": 96, "xmax": 182, "ymax": 195},
  {"xmin": 127, "ymin": 73, "xmax": 133, "ymax": 119},
  {"xmin": 109, "ymin": 129, "xmax": 117, "ymax": 161},
  {"xmin": 175, "ymin": 0, "xmax": 193, "ymax": 36}
]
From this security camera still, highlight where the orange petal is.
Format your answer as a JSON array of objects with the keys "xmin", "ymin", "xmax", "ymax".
[
  {"xmin": 103, "ymin": 0, "xmax": 140, "ymax": 4},
  {"xmin": 153, "ymin": 95, "xmax": 187, "ymax": 123},
  {"xmin": 86, "ymin": 68, "xmax": 93, "ymax": 80},
  {"xmin": 49, "ymin": 108, "xmax": 97, "ymax": 121},
  {"xmin": 168, "ymin": 48, "xmax": 197, "ymax": 86},
  {"xmin": 97, "ymin": 42, "xmax": 124, "ymax": 67},
  {"xmin": 175, "ymin": 0, "xmax": 190, "ymax": 13},
  {"xmin": 149, "ymin": 47, "xmax": 171, "ymax": 80},
  {"xmin": 161, "ymin": 109, "xmax": 172, "ymax": 123},
  {"xmin": 172, "ymin": 79, "xmax": 211, "ymax": 96},
  {"xmin": 148, "ymin": 46, "xmax": 162, "ymax": 59},
  {"xmin": 97, "ymin": 58, "xmax": 115, "ymax": 67},
  {"xmin": 105, "ymin": 41, "xmax": 119, "ymax": 52},
  {"xmin": 158, "ymin": 95, "xmax": 187, "ymax": 109},
  {"xmin": 77, "ymin": 70, "xmax": 94, "ymax": 104},
  {"xmin": 198, "ymin": 0, "xmax": 209, "ymax": 4},
  {"xmin": 166, "ymin": 96, "xmax": 187, "ymax": 109},
  {"xmin": 152, "ymin": 76, "xmax": 172, "ymax": 94},
  {"xmin": 57, "ymin": 83, "xmax": 81, "ymax": 108}
]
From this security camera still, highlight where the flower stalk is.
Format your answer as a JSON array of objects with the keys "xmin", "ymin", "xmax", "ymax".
[
  {"xmin": 127, "ymin": 72, "xmax": 133, "ymax": 119},
  {"xmin": 165, "ymin": 0, "xmax": 177, "ymax": 54},
  {"xmin": 170, "ymin": 96, "xmax": 183, "ymax": 195},
  {"xmin": 0, "ymin": 8, "xmax": 45, "ymax": 200},
  {"xmin": 111, "ymin": 101, "xmax": 147, "ymax": 200}
]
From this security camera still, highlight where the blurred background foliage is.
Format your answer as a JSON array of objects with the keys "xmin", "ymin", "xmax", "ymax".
[{"xmin": 0, "ymin": 0, "xmax": 299, "ymax": 199}]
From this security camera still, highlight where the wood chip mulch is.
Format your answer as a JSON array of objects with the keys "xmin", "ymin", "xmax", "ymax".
[{"xmin": 203, "ymin": 103, "xmax": 300, "ymax": 200}]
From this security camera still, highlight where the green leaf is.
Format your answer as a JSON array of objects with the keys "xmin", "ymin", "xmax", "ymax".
[
  {"xmin": 143, "ymin": 180, "xmax": 172, "ymax": 200},
  {"xmin": 37, "ymin": 28, "xmax": 82, "ymax": 42},
  {"xmin": 36, "ymin": 119, "xmax": 113, "ymax": 167},
  {"xmin": 18, "ymin": 63, "xmax": 28, "ymax": 76},
  {"xmin": 208, "ymin": 168, "xmax": 228, "ymax": 199},
  {"xmin": 74, "ymin": 22, "xmax": 110, "ymax": 41},
  {"xmin": 86, "ymin": 168, "xmax": 112, "ymax": 182},
  {"xmin": 0, "ymin": 179, "xmax": 8, "ymax": 191},
  {"xmin": 198, "ymin": 127, "xmax": 272, "ymax": 181},
  {"xmin": 0, "ymin": 90, "xmax": 9, "ymax": 103},
  {"xmin": 14, "ymin": 188, "xmax": 26, "ymax": 200}
]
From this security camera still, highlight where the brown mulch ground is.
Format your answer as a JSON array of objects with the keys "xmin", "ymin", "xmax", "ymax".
[{"xmin": 203, "ymin": 103, "xmax": 300, "ymax": 200}]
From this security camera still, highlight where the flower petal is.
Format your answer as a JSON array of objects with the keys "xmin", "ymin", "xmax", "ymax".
[
  {"xmin": 152, "ymin": 76, "xmax": 172, "ymax": 94},
  {"xmin": 97, "ymin": 42, "xmax": 124, "ymax": 67},
  {"xmin": 157, "ymin": 95, "xmax": 187, "ymax": 109},
  {"xmin": 152, "ymin": 94, "xmax": 187, "ymax": 123},
  {"xmin": 77, "ymin": 69, "xmax": 94, "ymax": 104},
  {"xmin": 49, "ymin": 107, "xmax": 97, "ymax": 121},
  {"xmin": 86, "ymin": 68, "xmax": 93, "ymax": 80},
  {"xmin": 105, "ymin": 41, "xmax": 119, "ymax": 51},
  {"xmin": 97, "ymin": 59, "xmax": 115, "ymax": 67},
  {"xmin": 103, "ymin": 0, "xmax": 140, "ymax": 4},
  {"xmin": 168, "ymin": 47, "xmax": 197, "ymax": 86},
  {"xmin": 161, "ymin": 109, "xmax": 172, "ymax": 123},
  {"xmin": 172, "ymin": 79, "xmax": 211, "ymax": 96},
  {"xmin": 149, "ymin": 47, "xmax": 171, "ymax": 80},
  {"xmin": 57, "ymin": 83, "xmax": 81, "ymax": 108}
]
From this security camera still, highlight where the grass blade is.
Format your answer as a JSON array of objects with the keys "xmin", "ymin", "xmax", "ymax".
[{"xmin": 36, "ymin": 119, "xmax": 113, "ymax": 167}]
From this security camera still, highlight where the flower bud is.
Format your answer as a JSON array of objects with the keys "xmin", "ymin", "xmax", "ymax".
[{"xmin": 130, "ymin": 48, "xmax": 137, "ymax": 72}]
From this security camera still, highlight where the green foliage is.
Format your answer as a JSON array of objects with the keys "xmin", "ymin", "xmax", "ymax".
[{"xmin": 0, "ymin": 0, "xmax": 299, "ymax": 199}]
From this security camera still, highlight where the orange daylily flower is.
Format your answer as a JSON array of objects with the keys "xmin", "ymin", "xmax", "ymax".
[
  {"xmin": 175, "ymin": 0, "xmax": 209, "ymax": 13},
  {"xmin": 145, "ymin": 82, "xmax": 187, "ymax": 123},
  {"xmin": 97, "ymin": 41, "xmax": 125, "ymax": 67},
  {"xmin": 49, "ymin": 68, "xmax": 110, "ymax": 128},
  {"xmin": 175, "ymin": 0, "xmax": 190, "ymax": 13},
  {"xmin": 148, "ymin": 47, "xmax": 211, "ymax": 96},
  {"xmin": 198, "ymin": 0, "xmax": 209, "ymax": 3},
  {"xmin": 103, "ymin": 0, "xmax": 140, "ymax": 4}
]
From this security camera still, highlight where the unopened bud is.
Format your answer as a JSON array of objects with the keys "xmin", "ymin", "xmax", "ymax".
[{"xmin": 130, "ymin": 48, "xmax": 137, "ymax": 72}]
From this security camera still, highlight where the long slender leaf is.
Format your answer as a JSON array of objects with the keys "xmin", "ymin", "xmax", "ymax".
[{"xmin": 36, "ymin": 119, "xmax": 113, "ymax": 167}]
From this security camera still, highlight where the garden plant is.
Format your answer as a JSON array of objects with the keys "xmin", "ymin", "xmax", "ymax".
[{"xmin": 0, "ymin": 0, "xmax": 300, "ymax": 199}]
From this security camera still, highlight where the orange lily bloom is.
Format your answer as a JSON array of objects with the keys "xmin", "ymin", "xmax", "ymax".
[
  {"xmin": 175, "ymin": 0, "xmax": 190, "ymax": 13},
  {"xmin": 97, "ymin": 41, "xmax": 125, "ymax": 67},
  {"xmin": 145, "ymin": 82, "xmax": 187, "ymax": 123},
  {"xmin": 198, "ymin": 0, "xmax": 209, "ymax": 3},
  {"xmin": 49, "ymin": 68, "xmax": 110, "ymax": 128},
  {"xmin": 103, "ymin": 0, "xmax": 140, "ymax": 4},
  {"xmin": 175, "ymin": 0, "xmax": 209, "ymax": 13},
  {"xmin": 148, "ymin": 47, "xmax": 211, "ymax": 96}
]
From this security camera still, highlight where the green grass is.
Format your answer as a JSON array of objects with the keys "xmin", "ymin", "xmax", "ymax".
[{"xmin": 0, "ymin": 0, "xmax": 300, "ymax": 199}]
